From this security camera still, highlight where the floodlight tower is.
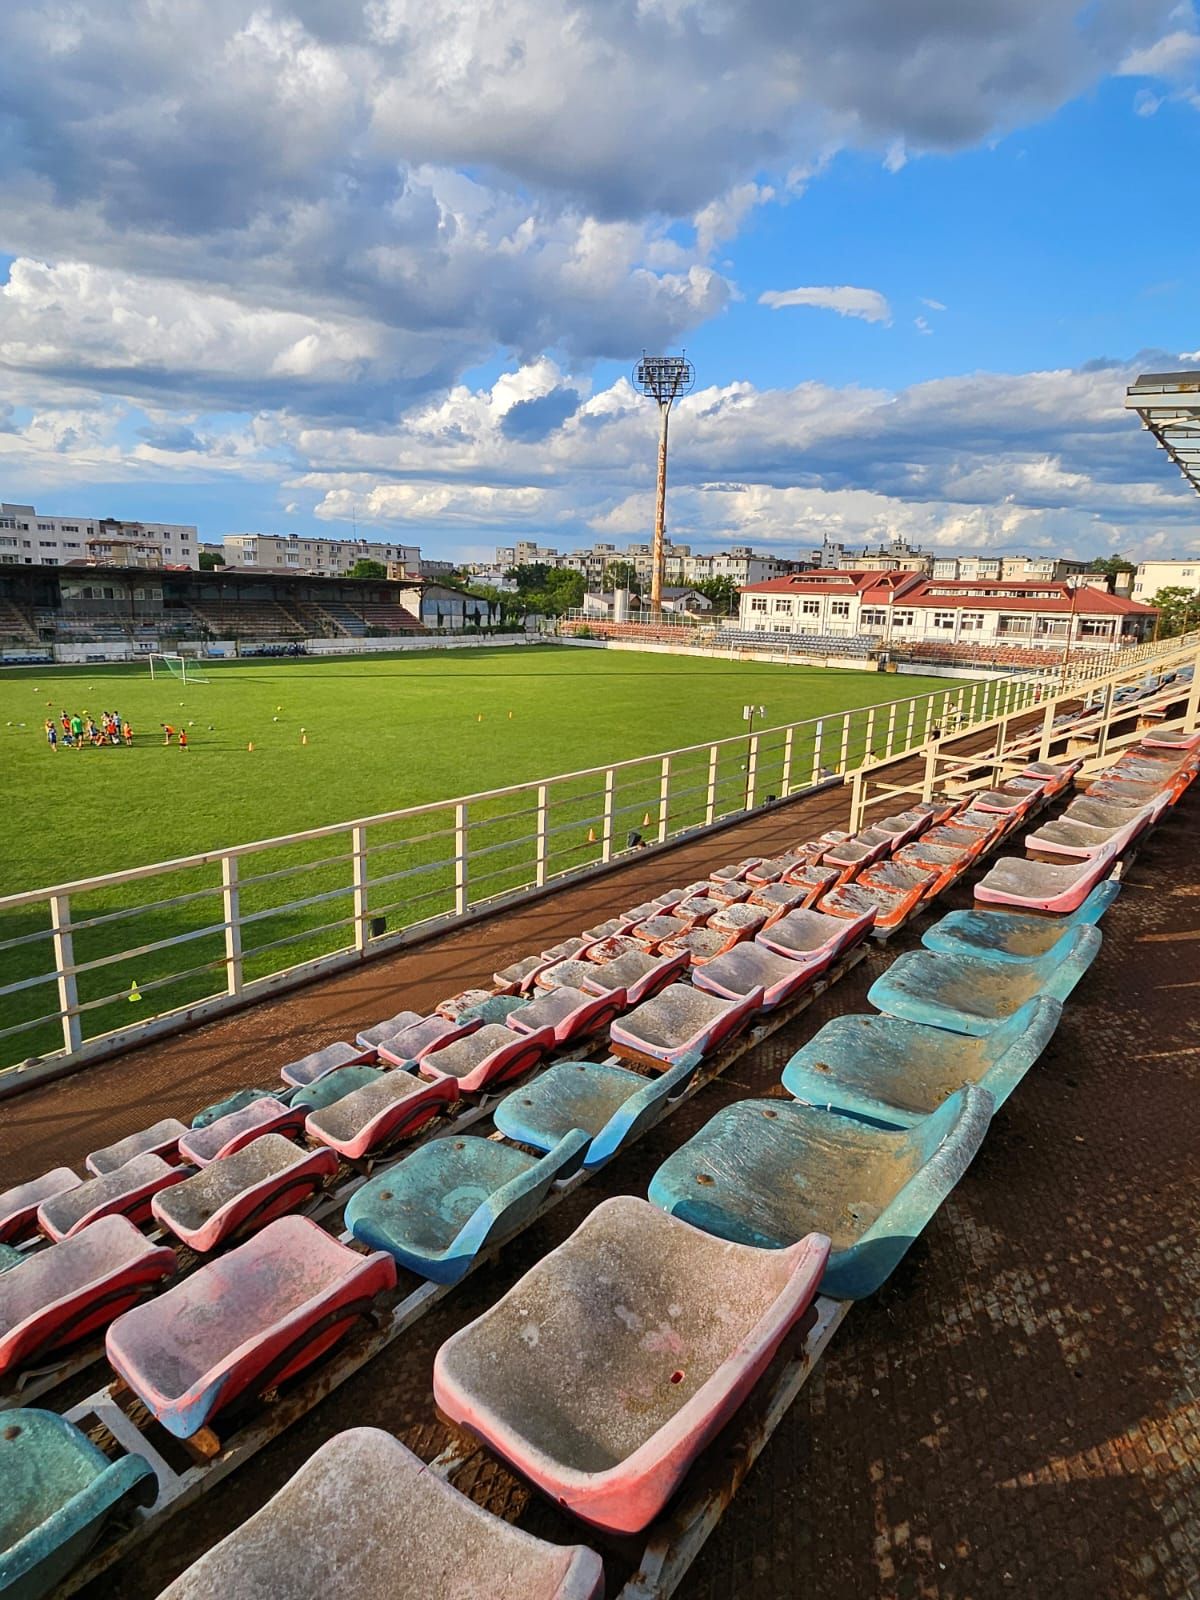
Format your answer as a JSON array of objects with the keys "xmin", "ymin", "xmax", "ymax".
[{"xmin": 634, "ymin": 352, "xmax": 695, "ymax": 613}]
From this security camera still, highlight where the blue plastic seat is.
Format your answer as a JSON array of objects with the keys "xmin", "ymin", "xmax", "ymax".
[
  {"xmin": 867, "ymin": 925, "xmax": 1100, "ymax": 1035},
  {"xmin": 190, "ymin": 1087, "xmax": 293, "ymax": 1129},
  {"xmin": 780, "ymin": 997, "xmax": 1061, "ymax": 1126},
  {"xmin": 492, "ymin": 1054, "xmax": 699, "ymax": 1169},
  {"xmin": 287, "ymin": 1063, "xmax": 384, "ymax": 1112},
  {"xmin": 0, "ymin": 1244, "xmax": 22, "ymax": 1273},
  {"xmin": 647, "ymin": 1088, "xmax": 992, "ymax": 1297},
  {"xmin": 0, "ymin": 1409, "xmax": 154, "ymax": 1600},
  {"xmin": 920, "ymin": 880, "xmax": 1119, "ymax": 965},
  {"xmin": 344, "ymin": 1129, "xmax": 589, "ymax": 1283}
]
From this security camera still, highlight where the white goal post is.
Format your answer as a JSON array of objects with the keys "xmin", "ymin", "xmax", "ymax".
[{"xmin": 148, "ymin": 653, "xmax": 209, "ymax": 684}]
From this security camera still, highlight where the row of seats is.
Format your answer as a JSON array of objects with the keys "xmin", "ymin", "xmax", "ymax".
[
  {"xmin": 717, "ymin": 628, "xmax": 876, "ymax": 657},
  {"xmin": 892, "ymin": 639, "xmax": 1113, "ymax": 670},
  {"xmin": 1, "ymin": 729, "xmax": 1194, "ymax": 1595}
]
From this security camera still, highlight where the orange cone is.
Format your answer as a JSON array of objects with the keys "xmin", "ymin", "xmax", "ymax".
[
  {"xmin": 643, "ymin": 812, "xmax": 652, "ymax": 827},
  {"xmin": 587, "ymin": 827, "xmax": 597, "ymax": 843}
]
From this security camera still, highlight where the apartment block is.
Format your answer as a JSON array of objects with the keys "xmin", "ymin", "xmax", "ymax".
[
  {"xmin": 0, "ymin": 503, "xmax": 198, "ymax": 568},
  {"xmin": 1131, "ymin": 557, "xmax": 1200, "ymax": 601},
  {"xmin": 222, "ymin": 532, "xmax": 421, "ymax": 577}
]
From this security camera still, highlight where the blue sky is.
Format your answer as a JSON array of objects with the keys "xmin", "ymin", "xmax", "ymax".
[{"xmin": 1, "ymin": 1, "xmax": 1199, "ymax": 562}]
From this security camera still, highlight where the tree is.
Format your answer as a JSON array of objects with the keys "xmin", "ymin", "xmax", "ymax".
[
  {"xmin": 504, "ymin": 562, "xmax": 552, "ymax": 593},
  {"xmin": 199, "ymin": 550, "xmax": 225, "ymax": 570},
  {"xmin": 346, "ymin": 558, "xmax": 388, "ymax": 579},
  {"xmin": 1149, "ymin": 585, "xmax": 1200, "ymax": 638},
  {"xmin": 1090, "ymin": 553, "xmax": 1137, "ymax": 581},
  {"xmin": 602, "ymin": 559, "xmax": 638, "ymax": 593},
  {"xmin": 691, "ymin": 575, "xmax": 740, "ymax": 615}
]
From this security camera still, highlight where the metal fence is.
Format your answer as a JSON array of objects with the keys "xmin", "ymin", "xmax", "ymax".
[{"xmin": 1, "ymin": 631, "xmax": 1196, "ymax": 1083}]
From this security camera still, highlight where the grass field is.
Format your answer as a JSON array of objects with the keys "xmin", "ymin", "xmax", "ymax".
[{"xmin": 0, "ymin": 644, "xmax": 958, "ymax": 1065}]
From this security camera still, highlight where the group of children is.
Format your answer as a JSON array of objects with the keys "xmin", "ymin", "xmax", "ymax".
[
  {"xmin": 159, "ymin": 722, "xmax": 189, "ymax": 749},
  {"xmin": 45, "ymin": 709, "xmax": 132, "ymax": 751}
]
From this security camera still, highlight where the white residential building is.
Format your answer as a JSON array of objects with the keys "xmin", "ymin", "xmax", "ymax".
[
  {"xmin": 1131, "ymin": 558, "xmax": 1200, "ymax": 601},
  {"xmin": 0, "ymin": 503, "xmax": 198, "ymax": 568},
  {"xmin": 494, "ymin": 538, "xmax": 797, "ymax": 587},
  {"xmin": 222, "ymin": 532, "xmax": 421, "ymax": 577}
]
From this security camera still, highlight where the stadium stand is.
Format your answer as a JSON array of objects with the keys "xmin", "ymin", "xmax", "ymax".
[
  {"xmin": 0, "ymin": 718, "xmax": 1195, "ymax": 1596},
  {"xmin": 353, "ymin": 598, "xmax": 424, "ymax": 633},
  {"xmin": 0, "ymin": 598, "xmax": 39, "ymax": 646}
]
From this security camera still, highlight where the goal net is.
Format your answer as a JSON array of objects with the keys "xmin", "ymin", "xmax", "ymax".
[{"xmin": 148, "ymin": 653, "xmax": 210, "ymax": 684}]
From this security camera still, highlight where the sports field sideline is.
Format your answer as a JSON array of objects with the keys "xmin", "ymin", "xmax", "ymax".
[{"xmin": 0, "ymin": 645, "xmax": 953, "ymax": 897}]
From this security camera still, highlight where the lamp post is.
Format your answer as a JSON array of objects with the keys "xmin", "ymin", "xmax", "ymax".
[
  {"xmin": 633, "ymin": 353, "xmax": 696, "ymax": 615},
  {"xmin": 743, "ymin": 703, "xmax": 765, "ymax": 808}
]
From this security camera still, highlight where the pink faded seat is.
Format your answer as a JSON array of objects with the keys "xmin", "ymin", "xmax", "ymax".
[
  {"xmin": 0, "ymin": 1170, "xmax": 81, "ymax": 1245},
  {"xmin": 755, "ymin": 905, "xmax": 875, "ymax": 967},
  {"xmin": 656, "ymin": 925, "xmax": 741, "ymax": 966},
  {"xmin": 974, "ymin": 845, "xmax": 1119, "ymax": 915},
  {"xmin": 494, "ymin": 954, "xmax": 554, "ymax": 993},
  {"xmin": 858, "ymin": 858, "xmax": 938, "ymax": 904},
  {"xmin": 106, "ymin": 1216, "xmax": 395, "ymax": 1438},
  {"xmin": 747, "ymin": 881, "xmax": 810, "ymax": 916},
  {"xmin": 419, "ymin": 1024, "xmax": 556, "ymax": 1094},
  {"xmin": 0, "ymin": 1216, "xmax": 175, "ymax": 1379},
  {"xmin": 820, "ymin": 834, "xmax": 888, "ymax": 873},
  {"xmin": 434, "ymin": 1197, "xmax": 829, "ymax": 1534},
  {"xmin": 155, "ymin": 1427, "xmax": 603, "ymax": 1599},
  {"xmin": 745, "ymin": 857, "xmax": 800, "ymax": 885},
  {"xmin": 609, "ymin": 983, "xmax": 763, "ymax": 1069},
  {"xmin": 780, "ymin": 861, "xmax": 840, "ymax": 903},
  {"xmin": 505, "ymin": 987, "xmax": 627, "ymax": 1047},
  {"xmin": 354, "ymin": 1008, "xmax": 423, "ymax": 1052},
  {"xmin": 709, "ymin": 859, "xmax": 760, "ymax": 882},
  {"xmin": 892, "ymin": 839, "xmax": 970, "ymax": 896},
  {"xmin": 1141, "ymin": 727, "xmax": 1200, "ymax": 750},
  {"xmin": 691, "ymin": 943, "xmax": 822, "ymax": 1011},
  {"xmin": 377, "ymin": 1014, "xmax": 478, "ymax": 1067},
  {"xmin": 704, "ymin": 876, "xmax": 753, "ymax": 906},
  {"xmin": 706, "ymin": 902, "xmax": 769, "ymax": 939},
  {"xmin": 305, "ymin": 1071, "xmax": 457, "ymax": 1160},
  {"xmin": 580, "ymin": 948, "xmax": 689, "ymax": 1004},
  {"xmin": 630, "ymin": 914, "xmax": 697, "ymax": 951},
  {"xmin": 437, "ymin": 988, "xmax": 499, "ymax": 1022},
  {"xmin": 669, "ymin": 894, "xmax": 719, "ymax": 924},
  {"xmin": 152, "ymin": 1136, "xmax": 339, "ymax": 1253},
  {"xmin": 536, "ymin": 958, "xmax": 601, "ymax": 992},
  {"xmin": 281, "ymin": 1042, "xmax": 375, "ymax": 1090},
  {"xmin": 85, "ymin": 1119, "xmax": 187, "ymax": 1176},
  {"xmin": 37, "ymin": 1154, "xmax": 189, "ymax": 1242},
  {"xmin": 178, "ymin": 1097, "xmax": 307, "ymax": 1167},
  {"xmin": 584, "ymin": 934, "xmax": 646, "ymax": 963}
]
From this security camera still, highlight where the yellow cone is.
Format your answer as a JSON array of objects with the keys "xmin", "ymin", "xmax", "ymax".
[
  {"xmin": 129, "ymin": 980, "xmax": 142, "ymax": 1003},
  {"xmin": 587, "ymin": 826, "xmax": 597, "ymax": 843},
  {"xmin": 508, "ymin": 710, "xmax": 513, "ymax": 719},
  {"xmin": 476, "ymin": 713, "xmax": 483, "ymax": 722},
  {"xmin": 247, "ymin": 741, "xmax": 254, "ymax": 752},
  {"xmin": 643, "ymin": 811, "xmax": 652, "ymax": 827},
  {"xmin": 301, "ymin": 733, "xmax": 308, "ymax": 746}
]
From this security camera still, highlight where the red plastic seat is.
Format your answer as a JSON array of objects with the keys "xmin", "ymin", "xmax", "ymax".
[
  {"xmin": 419, "ymin": 1024, "xmax": 556, "ymax": 1094},
  {"xmin": 305, "ymin": 1071, "xmax": 457, "ymax": 1160},
  {"xmin": 152, "ymin": 1136, "xmax": 339, "ymax": 1253},
  {"xmin": 0, "ymin": 1170, "xmax": 81, "ymax": 1245},
  {"xmin": 178, "ymin": 1097, "xmax": 307, "ymax": 1167},
  {"xmin": 37, "ymin": 1154, "xmax": 189, "ymax": 1242}
]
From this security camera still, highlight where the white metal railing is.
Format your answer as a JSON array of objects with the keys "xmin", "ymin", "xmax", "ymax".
[{"xmin": 1, "ymin": 630, "xmax": 1196, "ymax": 1082}]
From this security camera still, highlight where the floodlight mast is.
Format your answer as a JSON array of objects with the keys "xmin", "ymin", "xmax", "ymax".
[{"xmin": 634, "ymin": 353, "xmax": 695, "ymax": 613}]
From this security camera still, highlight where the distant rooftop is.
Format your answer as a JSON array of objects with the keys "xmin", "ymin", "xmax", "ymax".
[{"xmin": 1126, "ymin": 370, "xmax": 1200, "ymax": 498}]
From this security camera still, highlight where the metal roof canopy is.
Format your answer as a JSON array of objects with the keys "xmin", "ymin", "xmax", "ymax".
[{"xmin": 1126, "ymin": 370, "xmax": 1200, "ymax": 494}]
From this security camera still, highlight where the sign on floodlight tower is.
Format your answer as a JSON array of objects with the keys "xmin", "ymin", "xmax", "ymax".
[{"xmin": 634, "ymin": 352, "xmax": 695, "ymax": 613}]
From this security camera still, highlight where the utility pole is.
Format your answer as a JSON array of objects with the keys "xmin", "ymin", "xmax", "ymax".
[{"xmin": 634, "ymin": 354, "xmax": 695, "ymax": 614}]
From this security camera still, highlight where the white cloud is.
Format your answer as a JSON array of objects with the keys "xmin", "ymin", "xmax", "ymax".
[
  {"xmin": 914, "ymin": 316, "xmax": 933, "ymax": 335},
  {"xmin": 759, "ymin": 285, "xmax": 893, "ymax": 325},
  {"xmin": 920, "ymin": 297, "xmax": 948, "ymax": 311},
  {"xmin": 1118, "ymin": 29, "xmax": 1200, "ymax": 78},
  {"xmin": 883, "ymin": 140, "xmax": 908, "ymax": 173}
]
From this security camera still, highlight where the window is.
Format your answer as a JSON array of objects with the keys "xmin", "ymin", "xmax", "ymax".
[
  {"xmin": 0, "ymin": 537, "xmax": 16, "ymax": 548},
  {"xmin": 933, "ymin": 611, "xmax": 956, "ymax": 630},
  {"xmin": 42, "ymin": 558, "xmax": 57, "ymax": 566},
  {"xmin": 749, "ymin": 596, "xmax": 768, "ymax": 612},
  {"xmin": 830, "ymin": 600, "xmax": 850, "ymax": 618},
  {"xmin": 892, "ymin": 609, "xmax": 914, "ymax": 626},
  {"xmin": 773, "ymin": 597, "xmax": 792, "ymax": 612},
  {"xmin": 802, "ymin": 599, "xmax": 820, "ymax": 616},
  {"xmin": 39, "ymin": 540, "xmax": 57, "ymax": 548},
  {"xmin": 773, "ymin": 624, "xmax": 790, "ymax": 633},
  {"xmin": 959, "ymin": 613, "xmax": 985, "ymax": 631},
  {"xmin": 860, "ymin": 607, "xmax": 887, "ymax": 627}
]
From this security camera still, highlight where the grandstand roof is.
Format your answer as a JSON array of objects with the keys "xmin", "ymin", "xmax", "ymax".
[
  {"xmin": 1126, "ymin": 370, "xmax": 1200, "ymax": 498},
  {"xmin": 739, "ymin": 569, "xmax": 926, "ymax": 597}
]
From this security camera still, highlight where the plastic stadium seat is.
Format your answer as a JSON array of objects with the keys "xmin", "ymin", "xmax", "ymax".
[
  {"xmin": 354, "ymin": 1009, "xmax": 423, "ymax": 1052},
  {"xmin": 609, "ymin": 983, "xmax": 763, "ymax": 1069},
  {"xmin": 37, "ymin": 1155, "xmax": 189, "ymax": 1242},
  {"xmin": 535, "ymin": 959, "xmax": 599, "ymax": 992},
  {"xmin": 0, "ymin": 1409, "xmax": 155, "ymax": 1600},
  {"xmin": 1024, "ymin": 810, "xmax": 1149, "ymax": 860},
  {"xmin": 493, "ymin": 1056, "xmax": 699, "ymax": 1170},
  {"xmin": 867, "ymin": 927, "xmax": 1101, "ymax": 1035},
  {"xmin": 747, "ymin": 881, "xmax": 811, "ymax": 916},
  {"xmin": 304, "ymin": 1072, "xmax": 457, "ymax": 1161},
  {"xmin": 0, "ymin": 1217, "xmax": 175, "ymax": 1380},
  {"xmin": 973, "ymin": 847, "xmax": 1119, "ymax": 915},
  {"xmin": 859, "ymin": 858, "xmax": 938, "ymax": 902},
  {"xmin": 106, "ymin": 1216, "xmax": 395, "ymax": 1439},
  {"xmin": 919, "ymin": 882, "xmax": 1120, "ymax": 964},
  {"xmin": 780, "ymin": 862, "xmax": 840, "ymax": 902},
  {"xmin": 584, "ymin": 934, "xmax": 646, "ymax": 962},
  {"xmin": 376, "ymin": 1015, "xmax": 478, "ymax": 1068},
  {"xmin": 704, "ymin": 876, "xmax": 753, "ymax": 906},
  {"xmin": 152, "ymin": 1136, "xmax": 339, "ymax": 1254},
  {"xmin": 456, "ymin": 996, "xmax": 531, "ymax": 1027},
  {"xmin": 648, "ymin": 1087, "xmax": 991, "ymax": 1297},
  {"xmin": 153, "ymin": 1428, "xmax": 603, "ymax": 1600},
  {"xmin": 345, "ymin": 1129, "xmax": 589, "ymax": 1283},
  {"xmin": 437, "ymin": 989, "xmax": 499, "ymax": 1022},
  {"xmin": 706, "ymin": 902, "xmax": 769, "ymax": 940},
  {"xmin": 1142, "ymin": 727, "xmax": 1200, "ymax": 750},
  {"xmin": 691, "ymin": 942, "xmax": 827, "ymax": 1011},
  {"xmin": 780, "ymin": 997, "xmax": 1062, "ymax": 1124},
  {"xmin": 85, "ymin": 1119, "xmax": 187, "ymax": 1176},
  {"xmin": 178, "ymin": 1097, "xmax": 307, "ymax": 1166},
  {"xmin": 504, "ymin": 986, "xmax": 627, "ymax": 1047},
  {"xmin": 656, "ymin": 925, "xmax": 742, "ymax": 965},
  {"xmin": 745, "ymin": 858, "xmax": 798, "ymax": 885},
  {"xmin": 892, "ymin": 839, "xmax": 970, "ymax": 896},
  {"xmin": 288, "ymin": 1064, "xmax": 385, "ymax": 1112},
  {"xmin": 820, "ymin": 835, "xmax": 889, "ymax": 873},
  {"xmin": 580, "ymin": 948, "xmax": 689, "ymax": 1005},
  {"xmin": 630, "ymin": 914, "xmax": 698, "ymax": 950},
  {"xmin": 0, "ymin": 1246, "xmax": 21, "ymax": 1274},
  {"xmin": 709, "ymin": 859, "xmax": 761, "ymax": 882},
  {"xmin": 0, "ymin": 1171, "xmax": 81, "ymax": 1246},
  {"xmin": 433, "ymin": 1196, "xmax": 828, "ymax": 1534},
  {"xmin": 190, "ymin": 1088, "xmax": 281, "ymax": 1130},
  {"xmin": 755, "ymin": 905, "xmax": 874, "ymax": 968},
  {"xmin": 494, "ymin": 953, "xmax": 554, "ymax": 992},
  {"xmin": 418, "ymin": 1024, "xmax": 556, "ymax": 1095},
  {"xmin": 280, "ymin": 1041, "xmax": 375, "ymax": 1090}
]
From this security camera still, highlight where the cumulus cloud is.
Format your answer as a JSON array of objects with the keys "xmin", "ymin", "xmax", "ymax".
[
  {"xmin": 760, "ymin": 285, "xmax": 893, "ymax": 325},
  {"xmin": 1118, "ymin": 29, "xmax": 1200, "ymax": 78}
]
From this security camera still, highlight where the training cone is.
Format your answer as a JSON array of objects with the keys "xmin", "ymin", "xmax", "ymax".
[
  {"xmin": 643, "ymin": 812, "xmax": 652, "ymax": 827},
  {"xmin": 128, "ymin": 981, "xmax": 141, "ymax": 1003},
  {"xmin": 476, "ymin": 713, "xmax": 483, "ymax": 722},
  {"xmin": 301, "ymin": 733, "xmax": 308, "ymax": 746},
  {"xmin": 247, "ymin": 741, "xmax": 254, "ymax": 752},
  {"xmin": 508, "ymin": 710, "xmax": 513, "ymax": 719},
  {"xmin": 587, "ymin": 826, "xmax": 597, "ymax": 843}
]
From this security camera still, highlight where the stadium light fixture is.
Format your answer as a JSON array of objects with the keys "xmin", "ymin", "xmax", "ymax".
[{"xmin": 633, "ymin": 352, "xmax": 696, "ymax": 613}]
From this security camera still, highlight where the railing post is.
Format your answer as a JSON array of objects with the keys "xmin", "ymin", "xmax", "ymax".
[
  {"xmin": 658, "ymin": 757, "xmax": 671, "ymax": 842},
  {"xmin": 222, "ymin": 854, "xmax": 246, "ymax": 988},
  {"xmin": 864, "ymin": 706, "xmax": 876, "ymax": 761},
  {"xmin": 49, "ymin": 891, "xmax": 82, "ymax": 1055},
  {"xmin": 848, "ymin": 767, "xmax": 865, "ymax": 831},
  {"xmin": 838, "ymin": 713, "xmax": 851, "ymax": 773},
  {"xmin": 1038, "ymin": 698, "xmax": 1056, "ymax": 762},
  {"xmin": 535, "ymin": 786, "xmax": 548, "ymax": 888},
  {"xmin": 993, "ymin": 717, "xmax": 1009, "ymax": 782},
  {"xmin": 922, "ymin": 744, "xmax": 937, "ymax": 801},
  {"xmin": 811, "ymin": 720, "xmax": 824, "ymax": 785},
  {"xmin": 601, "ymin": 769, "xmax": 615, "ymax": 863},
  {"xmin": 1186, "ymin": 642, "xmax": 1200, "ymax": 730},
  {"xmin": 922, "ymin": 696, "xmax": 933, "ymax": 743},
  {"xmin": 1094, "ymin": 683, "xmax": 1115, "ymax": 761},
  {"xmin": 705, "ymin": 745, "xmax": 719, "ymax": 824},
  {"xmin": 744, "ymin": 739, "xmax": 759, "ymax": 809},
  {"xmin": 905, "ymin": 700, "xmax": 916, "ymax": 748},
  {"xmin": 968, "ymin": 683, "xmax": 979, "ymax": 725},
  {"xmin": 454, "ymin": 802, "xmax": 468, "ymax": 915},
  {"xmin": 781, "ymin": 726, "xmax": 794, "ymax": 795},
  {"xmin": 886, "ymin": 701, "xmax": 897, "ymax": 757}
]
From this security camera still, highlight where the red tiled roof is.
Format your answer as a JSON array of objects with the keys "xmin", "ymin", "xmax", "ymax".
[
  {"xmin": 740, "ymin": 569, "xmax": 925, "ymax": 597},
  {"xmin": 740, "ymin": 571, "xmax": 1157, "ymax": 616}
]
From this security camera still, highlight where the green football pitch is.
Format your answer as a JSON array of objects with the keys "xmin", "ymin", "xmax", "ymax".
[{"xmin": 0, "ymin": 645, "xmax": 958, "ymax": 1065}]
